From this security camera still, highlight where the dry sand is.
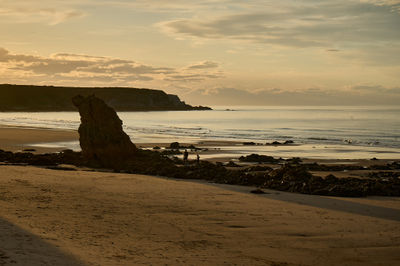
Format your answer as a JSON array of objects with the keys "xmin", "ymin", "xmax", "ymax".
[{"xmin": 0, "ymin": 165, "xmax": 399, "ymax": 265}]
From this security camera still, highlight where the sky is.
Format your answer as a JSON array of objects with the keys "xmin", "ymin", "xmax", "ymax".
[{"xmin": 0, "ymin": 0, "xmax": 400, "ymax": 105}]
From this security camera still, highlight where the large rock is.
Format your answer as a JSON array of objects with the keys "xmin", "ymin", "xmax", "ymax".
[{"xmin": 72, "ymin": 95, "xmax": 137, "ymax": 168}]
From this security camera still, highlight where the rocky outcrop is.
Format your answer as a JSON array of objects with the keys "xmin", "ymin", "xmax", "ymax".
[
  {"xmin": 72, "ymin": 95, "xmax": 137, "ymax": 168},
  {"xmin": 1, "ymin": 147, "xmax": 400, "ymax": 197}
]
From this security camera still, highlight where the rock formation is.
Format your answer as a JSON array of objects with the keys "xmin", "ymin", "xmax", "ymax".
[
  {"xmin": 0, "ymin": 147, "xmax": 399, "ymax": 197},
  {"xmin": 72, "ymin": 95, "xmax": 137, "ymax": 168}
]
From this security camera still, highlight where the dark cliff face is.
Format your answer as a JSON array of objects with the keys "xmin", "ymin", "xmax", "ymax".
[{"xmin": 0, "ymin": 84, "xmax": 211, "ymax": 111}]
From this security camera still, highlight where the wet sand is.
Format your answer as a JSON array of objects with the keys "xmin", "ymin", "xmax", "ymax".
[{"xmin": 0, "ymin": 126, "xmax": 78, "ymax": 153}]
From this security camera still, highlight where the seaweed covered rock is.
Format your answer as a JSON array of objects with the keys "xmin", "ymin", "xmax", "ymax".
[
  {"xmin": 0, "ymin": 149, "xmax": 82, "ymax": 166},
  {"xmin": 72, "ymin": 95, "xmax": 137, "ymax": 168},
  {"xmin": 265, "ymin": 165, "xmax": 313, "ymax": 193},
  {"xmin": 239, "ymin": 154, "xmax": 280, "ymax": 163},
  {"xmin": 169, "ymin": 142, "xmax": 180, "ymax": 149},
  {"xmin": 245, "ymin": 165, "xmax": 273, "ymax": 172},
  {"xmin": 225, "ymin": 161, "xmax": 241, "ymax": 167}
]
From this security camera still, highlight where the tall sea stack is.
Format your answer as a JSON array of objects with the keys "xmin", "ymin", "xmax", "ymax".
[{"xmin": 72, "ymin": 95, "xmax": 137, "ymax": 168}]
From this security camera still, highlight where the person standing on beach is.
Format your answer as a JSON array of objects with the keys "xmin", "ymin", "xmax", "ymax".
[
  {"xmin": 196, "ymin": 153, "xmax": 200, "ymax": 164},
  {"xmin": 183, "ymin": 149, "xmax": 189, "ymax": 164}
]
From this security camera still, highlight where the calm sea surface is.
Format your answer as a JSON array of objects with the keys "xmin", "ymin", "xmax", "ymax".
[{"xmin": 1, "ymin": 106, "xmax": 399, "ymax": 159}]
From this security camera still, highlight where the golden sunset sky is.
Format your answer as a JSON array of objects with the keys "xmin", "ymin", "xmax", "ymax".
[{"xmin": 1, "ymin": 0, "xmax": 399, "ymax": 105}]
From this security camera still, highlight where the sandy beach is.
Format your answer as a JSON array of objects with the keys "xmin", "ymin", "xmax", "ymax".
[
  {"xmin": 0, "ymin": 126, "xmax": 400, "ymax": 265},
  {"xmin": 1, "ymin": 165, "xmax": 399, "ymax": 266}
]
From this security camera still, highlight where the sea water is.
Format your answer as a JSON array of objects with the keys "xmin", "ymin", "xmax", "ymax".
[{"xmin": 0, "ymin": 106, "xmax": 399, "ymax": 159}]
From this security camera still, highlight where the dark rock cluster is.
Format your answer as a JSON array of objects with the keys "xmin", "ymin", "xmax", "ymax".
[
  {"xmin": 303, "ymin": 161, "xmax": 400, "ymax": 172},
  {"xmin": 225, "ymin": 161, "xmax": 241, "ymax": 167},
  {"xmin": 266, "ymin": 140, "xmax": 294, "ymax": 145},
  {"xmin": 239, "ymin": 154, "xmax": 281, "ymax": 163},
  {"xmin": 0, "ymin": 149, "xmax": 81, "ymax": 166},
  {"xmin": 242, "ymin": 140, "xmax": 295, "ymax": 146},
  {"xmin": 168, "ymin": 142, "xmax": 199, "ymax": 150},
  {"xmin": 260, "ymin": 165, "xmax": 400, "ymax": 197},
  {"xmin": 1, "ymin": 149, "xmax": 399, "ymax": 197}
]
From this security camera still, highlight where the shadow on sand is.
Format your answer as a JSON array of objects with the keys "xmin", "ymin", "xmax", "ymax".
[
  {"xmin": 0, "ymin": 216, "xmax": 84, "ymax": 266},
  {"xmin": 185, "ymin": 179, "xmax": 400, "ymax": 222}
]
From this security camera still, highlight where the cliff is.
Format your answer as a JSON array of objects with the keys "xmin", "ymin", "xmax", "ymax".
[{"xmin": 0, "ymin": 84, "xmax": 211, "ymax": 112}]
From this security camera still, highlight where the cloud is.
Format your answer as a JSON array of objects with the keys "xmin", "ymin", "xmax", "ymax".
[
  {"xmin": 186, "ymin": 61, "xmax": 219, "ymax": 69},
  {"xmin": 334, "ymin": 45, "xmax": 400, "ymax": 66},
  {"xmin": 161, "ymin": 60, "xmax": 223, "ymax": 82},
  {"xmin": 0, "ymin": 48, "xmax": 8, "ymax": 58},
  {"xmin": 182, "ymin": 86, "xmax": 400, "ymax": 106},
  {"xmin": 0, "ymin": 4, "xmax": 86, "ymax": 25},
  {"xmin": 0, "ymin": 47, "xmax": 222, "ymax": 85},
  {"xmin": 89, "ymin": 0, "xmax": 249, "ymax": 12},
  {"xmin": 160, "ymin": 1, "xmax": 400, "ymax": 48},
  {"xmin": 350, "ymin": 85, "xmax": 400, "ymax": 94},
  {"xmin": 361, "ymin": 0, "xmax": 400, "ymax": 11},
  {"xmin": 165, "ymin": 73, "xmax": 221, "ymax": 82},
  {"xmin": 0, "ymin": 0, "xmax": 250, "ymax": 19}
]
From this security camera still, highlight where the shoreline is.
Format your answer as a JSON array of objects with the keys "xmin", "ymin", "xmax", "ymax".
[
  {"xmin": 1, "ymin": 105, "xmax": 399, "ymax": 160},
  {"xmin": 1, "ymin": 124, "xmax": 399, "ymax": 180},
  {"xmin": 1, "ymin": 125, "xmax": 399, "ymax": 162},
  {"xmin": 1, "ymin": 124, "xmax": 399, "ymax": 192}
]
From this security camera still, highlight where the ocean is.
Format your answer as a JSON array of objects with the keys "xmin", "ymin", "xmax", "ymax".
[{"xmin": 1, "ymin": 106, "xmax": 399, "ymax": 159}]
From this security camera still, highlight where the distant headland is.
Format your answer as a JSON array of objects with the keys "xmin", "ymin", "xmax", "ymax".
[{"xmin": 0, "ymin": 84, "xmax": 211, "ymax": 112}]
